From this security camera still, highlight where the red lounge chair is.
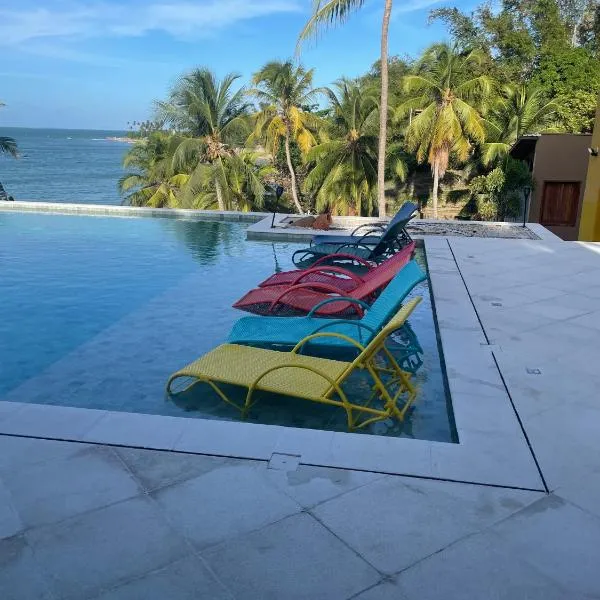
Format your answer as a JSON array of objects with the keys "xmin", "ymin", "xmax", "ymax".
[
  {"xmin": 232, "ymin": 245, "xmax": 415, "ymax": 317},
  {"xmin": 258, "ymin": 242, "xmax": 416, "ymax": 290}
]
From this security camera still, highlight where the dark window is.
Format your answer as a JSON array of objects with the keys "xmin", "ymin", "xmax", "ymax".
[{"xmin": 540, "ymin": 182, "xmax": 581, "ymax": 227}]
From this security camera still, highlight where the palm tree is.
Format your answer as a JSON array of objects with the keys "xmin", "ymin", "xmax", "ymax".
[
  {"xmin": 186, "ymin": 151, "xmax": 276, "ymax": 211},
  {"xmin": 119, "ymin": 132, "xmax": 186, "ymax": 207},
  {"xmin": 248, "ymin": 60, "xmax": 322, "ymax": 214},
  {"xmin": 397, "ymin": 43, "xmax": 492, "ymax": 218},
  {"xmin": 298, "ymin": 0, "xmax": 394, "ymax": 217},
  {"xmin": 0, "ymin": 101, "xmax": 18, "ymax": 158},
  {"xmin": 482, "ymin": 84, "xmax": 560, "ymax": 166},
  {"xmin": 304, "ymin": 79, "xmax": 380, "ymax": 215},
  {"xmin": 157, "ymin": 68, "xmax": 250, "ymax": 210}
]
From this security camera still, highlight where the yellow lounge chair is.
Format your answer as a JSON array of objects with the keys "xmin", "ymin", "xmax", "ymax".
[{"xmin": 166, "ymin": 298, "xmax": 422, "ymax": 430}]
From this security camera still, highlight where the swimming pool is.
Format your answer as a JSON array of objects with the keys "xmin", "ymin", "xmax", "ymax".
[{"xmin": 0, "ymin": 211, "xmax": 455, "ymax": 442}]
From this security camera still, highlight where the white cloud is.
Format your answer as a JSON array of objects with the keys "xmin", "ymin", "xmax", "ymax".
[{"xmin": 0, "ymin": 0, "xmax": 303, "ymax": 45}]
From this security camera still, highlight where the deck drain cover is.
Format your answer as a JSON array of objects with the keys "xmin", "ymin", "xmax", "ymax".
[
  {"xmin": 526, "ymin": 368, "xmax": 542, "ymax": 375},
  {"xmin": 268, "ymin": 453, "xmax": 301, "ymax": 472}
]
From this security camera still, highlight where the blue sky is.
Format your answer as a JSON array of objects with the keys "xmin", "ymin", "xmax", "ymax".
[{"xmin": 0, "ymin": 0, "xmax": 473, "ymax": 130}]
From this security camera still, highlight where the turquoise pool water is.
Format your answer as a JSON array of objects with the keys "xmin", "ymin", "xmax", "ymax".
[{"xmin": 0, "ymin": 211, "xmax": 455, "ymax": 442}]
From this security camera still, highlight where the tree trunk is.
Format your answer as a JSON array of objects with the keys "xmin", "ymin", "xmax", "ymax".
[
  {"xmin": 284, "ymin": 130, "xmax": 304, "ymax": 214},
  {"xmin": 215, "ymin": 177, "xmax": 225, "ymax": 211},
  {"xmin": 432, "ymin": 165, "xmax": 439, "ymax": 219},
  {"xmin": 377, "ymin": 0, "xmax": 393, "ymax": 218}
]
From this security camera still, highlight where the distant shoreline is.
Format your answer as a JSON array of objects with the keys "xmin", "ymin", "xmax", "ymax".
[{"xmin": 105, "ymin": 136, "xmax": 137, "ymax": 144}]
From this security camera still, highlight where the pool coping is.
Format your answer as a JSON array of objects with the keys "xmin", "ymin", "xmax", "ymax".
[{"xmin": 0, "ymin": 211, "xmax": 549, "ymax": 491}]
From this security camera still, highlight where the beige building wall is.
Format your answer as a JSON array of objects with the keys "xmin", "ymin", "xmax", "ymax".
[
  {"xmin": 529, "ymin": 134, "xmax": 591, "ymax": 241},
  {"xmin": 579, "ymin": 97, "xmax": 600, "ymax": 241}
]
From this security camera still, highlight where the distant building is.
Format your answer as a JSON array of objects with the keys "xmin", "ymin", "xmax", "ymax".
[{"xmin": 510, "ymin": 133, "xmax": 592, "ymax": 241}]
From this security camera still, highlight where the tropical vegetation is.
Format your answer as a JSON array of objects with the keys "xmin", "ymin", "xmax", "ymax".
[
  {"xmin": 120, "ymin": 0, "xmax": 600, "ymax": 221},
  {"xmin": 0, "ymin": 101, "xmax": 18, "ymax": 158}
]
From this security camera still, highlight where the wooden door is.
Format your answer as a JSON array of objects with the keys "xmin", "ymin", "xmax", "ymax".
[{"xmin": 540, "ymin": 182, "xmax": 581, "ymax": 227}]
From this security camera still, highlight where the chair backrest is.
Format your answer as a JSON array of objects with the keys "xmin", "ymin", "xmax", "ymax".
[
  {"xmin": 361, "ymin": 260, "xmax": 426, "ymax": 331},
  {"xmin": 350, "ymin": 249, "xmax": 412, "ymax": 300},
  {"xmin": 370, "ymin": 202, "xmax": 417, "ymax": 256},
  {"xmin": 362, "ymin": 242, "xmax": 416, "ymax": 284}
]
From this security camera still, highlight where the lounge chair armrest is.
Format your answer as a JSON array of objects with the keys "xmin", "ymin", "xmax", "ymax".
[
  {"xmin": 311, "ymin": 320, "xmax": 377, "ymax": 336},
  {"xmin": 292, "ymin": 332, "xmax": 367, "ymax": 354},
  {"xmin": 307, "ymin": 296, "xmax": 370, "ymax": 318},
  {"xmin": 293, "ymin": 320, "xmax": 377, "ymax": 351},
  {"xmin": 350, "ymin": 222, "xmax": 387, "ymax": 235},
  {"xmin": 355, "ymin": 230, "xmax": 387, "ymax": 245},
  {"xmin": 334, "ymin": 242, "xmax": 373, "ymax": 253},
  {"xmin": 289, "ymin": 265, "xmax": 364, "ymax": 286},
  {"xmin": 312, "ymin": 253, "xmax": 374, "ymax": 269}
]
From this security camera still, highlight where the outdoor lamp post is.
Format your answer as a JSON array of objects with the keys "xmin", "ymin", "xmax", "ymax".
[
  {"xmin": 522, "ymin": 186, "xmax": 532, "ymax": 228},
  {"xmin": 271, "ymin": 185, "xmax": 285, "ymax": 228}
]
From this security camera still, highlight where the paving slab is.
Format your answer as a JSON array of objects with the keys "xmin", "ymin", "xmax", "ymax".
[
  {"xmin": 25, "ymin": 496, "xmax": 190, "ymax": 600},
  {"xmin": 263, "ymin": 463, "xmax": 384, "ymax": 509},
  {"xmin": 394, "ymin": 529, "xmax": 577, "ymax": 600},
  {"xmin": 91, "ymin": 555, "xmax": 233, "ymax": 600},
  {"xmin": 312, "ymin": 476, "xmax": 541, "ymax": 574},
  {"xmin": 0, "ymin": 536, "xmax": 56, "ymax": 600},
  {"xmin": 152, "ymin": 462, "xmax": 301, "ymax": 550},
  {"xmin": 114, "ymin": 446, "xmax": 232, "ymax": 492},
  {"xmin": 2, "ymin": 446, "xmax": 140, "ymax": 528},
  {"xmin": 490, "ymin": 495, "xmax": 600, "ymax": 597},
  {"xmin": 202, "ymin": 512, "xmax": 380, "ymax": 600}
]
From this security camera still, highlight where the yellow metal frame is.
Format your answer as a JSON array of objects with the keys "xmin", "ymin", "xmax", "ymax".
[{"xmin": 166, "ymin": 298, "xmax": 421, "ymax": 431}]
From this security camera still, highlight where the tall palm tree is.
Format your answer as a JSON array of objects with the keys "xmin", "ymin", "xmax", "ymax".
[
  {"xmin": 0, "ymin": 101, "xmax": 18, "ymax": 158},
  {"xmin": 304, "ymin": 79, "xmax": 380, "ymax": 215},
  {"xmin": 248, "ymin": 60, "xmax": 321, "ymax": 214},
  {"xmin": 298, "ymin": 0, "xmax": 394, "ymax": 217},
  {"xmin": 482, "ymin": 84, "xmax": 560, "ymax": 166},
  {"xmin": 157, "ymin": 68, "xmax": 250, "ymax": 210},
  {"xmin": 397, "ymin": 43, "xmax": 492, "ymax": 218}
]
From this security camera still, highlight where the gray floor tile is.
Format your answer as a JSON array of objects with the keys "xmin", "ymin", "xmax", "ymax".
[
  {"xmin": 0, "ymin": 536, "xmax": 55, "ymax": 600},
  {"xmin": 491, "ymin": 495, "xmax": 600, "ymax": 597},
  {"xmin": 3, "ymin": 446, "xmax": 141, "ymax": 528},
  {"xmin": 91, "ymin": 556, "xmax": 233, "ymax": 600},
  {"xmin": 203, "ymin": 512, "xmax": 380, "ymax": 600},
  {"xmin": 264, "ymin": 464, "xmax": 383, "ymax": 509},
  {"xmin": 0, "ymin": 478, "xmax": 22, "ymax": 539},
  {"xmin": 313, "ymin": 476, "xmax": 540, "ymax": 574},
  {"xmin": 353, "ymin": 582, "xmax": 408, "ymax": 600},
  {"xmin": 0, "ymin": 435, "xmax": 87, "ymax": 474},
  {"xmin": 396, "ymin": 530, "xmax": 575, "ymax": 600},
  {"xmin": 115, "ymin": 447, "xmax": 231, "ymax": 492},
  {"xmin": 555, "ymin": 470, "xmax": 600, "ymax": 520},
  {"xmin": 153, "ymin": 463, "xmax": 300, "ymax": 549},
  {"xmin": 25, "ymin": 496, "xmax": 190, "ymax": 600}
]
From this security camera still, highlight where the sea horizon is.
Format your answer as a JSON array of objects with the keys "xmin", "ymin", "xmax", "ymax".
[{"xmin": 0, "ymin": 128, "xmax": 132, "ymax": 205}]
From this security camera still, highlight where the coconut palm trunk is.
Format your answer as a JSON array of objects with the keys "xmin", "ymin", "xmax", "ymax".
[
  {"xmin": 215, "ymin": 177, "xmax": 225, "ymax": 211},
  {"xmin": 284, "ymin": 126, "xmax": 304, "ymax": 214},
  {"xmin": 432, "ymin": 163, "xmax": 440, "ymax": 219},
  {"xmin": 377, "ymin": 0, "xmax": 393, "ymax": 217}
]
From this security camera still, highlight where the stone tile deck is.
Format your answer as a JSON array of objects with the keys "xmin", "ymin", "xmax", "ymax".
[{"xmin": 1, "ymin": 216, "xmax": 600, "ymax": 597}]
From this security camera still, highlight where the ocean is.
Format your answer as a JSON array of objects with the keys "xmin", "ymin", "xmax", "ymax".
[{"xmin": 0, "ymin": 128, "xmax": 131, "ymax": 205}]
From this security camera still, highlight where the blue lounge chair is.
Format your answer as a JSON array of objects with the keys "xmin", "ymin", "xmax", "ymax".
[
  {"xmin": 227, "ymin": 260, "xmax": 426, "ymax": 372},
  {"xmin": 291, "ymin": 202, "xmax": 417, "ymax": 268},
  {"xmin": 311, "ymin": 201, "xmax": 418, "ymax": 246}
]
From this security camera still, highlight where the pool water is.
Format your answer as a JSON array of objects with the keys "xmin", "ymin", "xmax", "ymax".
[{"xmin": 0, "ymin": 212, "xmax": 455, "ymax": 442}]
